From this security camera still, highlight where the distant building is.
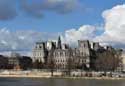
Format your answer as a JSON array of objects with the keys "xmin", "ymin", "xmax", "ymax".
[
  {"xmin": 7, "ymin": 52, "xmax": 32, "ymax": 70},
  {"xmin": 0, "ymin": 55, "xmax": 8, "ymax": 69},
  {"xmin": 8, "ymin": 52, "xmax": 21, "ymax": 70}
]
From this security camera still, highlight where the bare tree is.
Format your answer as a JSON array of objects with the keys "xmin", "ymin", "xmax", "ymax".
[
  {"xmin": 20, "ymin": 56, "xmax": 32, "ymax": 70},
  {"xmin": 0, "ymin": 55, "xmax": 8, "ymax": 69},
  {"xmin": 66, "ymin": 48, "xmax": 74, "ymax": 76},
  {"xmin": 67, "ymin": 57, "xmax": 73, "ymax": 76},
  {"xmin": 47, "ymin": 49, "xmax": 55, "ymax": 77},
  {"xmin": 95, "ymin": 49, "xmax": 123, "ymax": 73},
  {"xmin": 32, "ymin": 60, "xmax": 39, "ymax": 69}
]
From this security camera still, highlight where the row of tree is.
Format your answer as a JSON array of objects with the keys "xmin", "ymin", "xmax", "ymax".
[
  {"xmin": 0, "ymin": 55, "xmax": 32, "ymax": 70},
  {"xmin": 94, "ymin": 49, "xmax": 123, "ymax": 72}
]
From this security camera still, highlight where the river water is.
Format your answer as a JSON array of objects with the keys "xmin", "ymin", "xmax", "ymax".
[{"xmin": 0, "ymin": 78, "xmax": 124, "ymax": 86}]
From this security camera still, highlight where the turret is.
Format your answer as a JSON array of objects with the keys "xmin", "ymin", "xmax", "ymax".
[{"xmin": 57, "ymin": 36, "xmax": 62, "ymax": 49}]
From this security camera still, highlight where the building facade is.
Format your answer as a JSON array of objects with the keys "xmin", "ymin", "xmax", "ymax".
[
  {"xmin": 32, "ymin": 42, "xmax": 47, "ymax": 63},
  {"xmin": 32, "ymin": 36, "xmax": 123, "ymax": 71},
  {"xmin": 32, "ymin": 36, "xmax": 92, "ymax": 69},
  {"xmin": 78, "ymin": 40, "xmax": 91, "ymax": 68}
]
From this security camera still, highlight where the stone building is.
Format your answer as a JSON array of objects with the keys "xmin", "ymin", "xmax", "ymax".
[
  {"xmin": 32, "ymin": 36, "xmax": 124, "ymax": 71},
  {"xmin": 122, "ymin": 52, "xmax": 125, "ymax": 72},
  {"xmin": 32, "ymin": 42, "xmax": 47, "ymax": 63},
  {"xmin": 45, "ymin": 41, "xmax": 56, "ymax": 51},
  {"xmin": 78, "ymin": 40, "xmax": 91, "ymax": 69},
  {"xmin": 32, "ymin": 36, "xmax": 92, "ymax": 70},
  {"xmin": 7, "ymin": 52, "xmax": 32, "ymax": 70},
  {"xmin": 93, "ymin": 42, "xmax": 100, "ymax": 51},
  {"xmin": 48, "ymin": 36, "xmax": 71, "ymax": 69},
  {"xmin": 8, "ymin": 52, "xmax": 21, "ymax": 70},
  {"xmin": 53, "ymin": 49, "xmax": 70, "ymax": 69}
]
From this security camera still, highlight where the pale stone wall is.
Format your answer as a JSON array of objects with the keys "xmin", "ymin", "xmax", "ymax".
[
  {"xmin": 32, "ymin": 39, "xmax": 103, "ymax": 70},
  {"xmin": 78, "ymin": 40, "xmax": 91, "ymax": 68},
  {"xmin": 122, "ymin": 53, "xmax": 125, "ymax": 71},
  {"xmin": 32, "ymin": 50, "xmax": 45, "ymax": 62},
  {"xmin": 53, "ymin": 49, "xmax": 69, "ymax": 69},
  {"xmin": 32, "ymin": 42, "xmax": 46, "ymax": 63}
]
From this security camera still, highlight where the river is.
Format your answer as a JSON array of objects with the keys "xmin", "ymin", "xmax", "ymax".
[{"xmin": 0, "ymin": 78, "xmax": 124, "ymax": 86}]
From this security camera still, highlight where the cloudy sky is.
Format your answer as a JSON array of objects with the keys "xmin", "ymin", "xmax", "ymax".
[{"xmin": 0, "ymin": 0, "xmax": 125, "ymax": 55}]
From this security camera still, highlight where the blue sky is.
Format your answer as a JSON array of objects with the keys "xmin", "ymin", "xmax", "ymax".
[
  {"xmin": 0, "ymin": 0, "xmax": 125, "ymax": 54},
  {"xmin": 0, "ymin": 0, "xmax": 124, "ymax": 32}
]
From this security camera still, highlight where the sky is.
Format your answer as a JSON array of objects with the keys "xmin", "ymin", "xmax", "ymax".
[{"xmin": 0, "ymin": 0, "xmax": 125, "ymax": 55}]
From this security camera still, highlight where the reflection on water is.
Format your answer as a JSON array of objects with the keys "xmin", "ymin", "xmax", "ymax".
[{"xmin": 0, "ymin": 78, "xmax": 124, "ymax": 86}]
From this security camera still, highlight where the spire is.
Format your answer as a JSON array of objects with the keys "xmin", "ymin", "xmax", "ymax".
[{"xmin": 57, "ymin": 36, "xmax": 62, "ymax": 49}]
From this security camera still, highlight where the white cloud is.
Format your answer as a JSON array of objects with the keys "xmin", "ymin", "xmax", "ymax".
[
  {"xmin": 0, "ymin": 25, "xmax": 97, "ymax": 55},
  {"xmin": 1, "ymin": 4, "xmax": 125, "ymax": 56},
  {"xmin": 0, "ymin": 28, "xmax": 58, "ymax": 51},
  {"xmin": 95, "ymin": 4, "xmax": 125, "ymax": 48},
  {"xmin": 62, "ymin": 25, "xmax": 96, "ymax": 46},
  {"xmin": 62, "ymin": 4, "xmax": 125, "ymax": 49}
]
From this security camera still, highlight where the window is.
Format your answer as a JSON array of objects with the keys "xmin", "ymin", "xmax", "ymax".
[
  {"xmin": 63, "ymin": 52, "xmax": 65, "ymax": 56},
  {"xmin": 58, "ymin": 52, "xmax": 60, "ymax": 57},
  {"xmin": 39, "ymin": 46, "xmax": 41, "ymax": 48}
]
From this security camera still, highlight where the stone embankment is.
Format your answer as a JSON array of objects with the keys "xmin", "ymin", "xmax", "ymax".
[{"xmin": 0, "ymin": 70, "xmax": 125, "ymax": 80}]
